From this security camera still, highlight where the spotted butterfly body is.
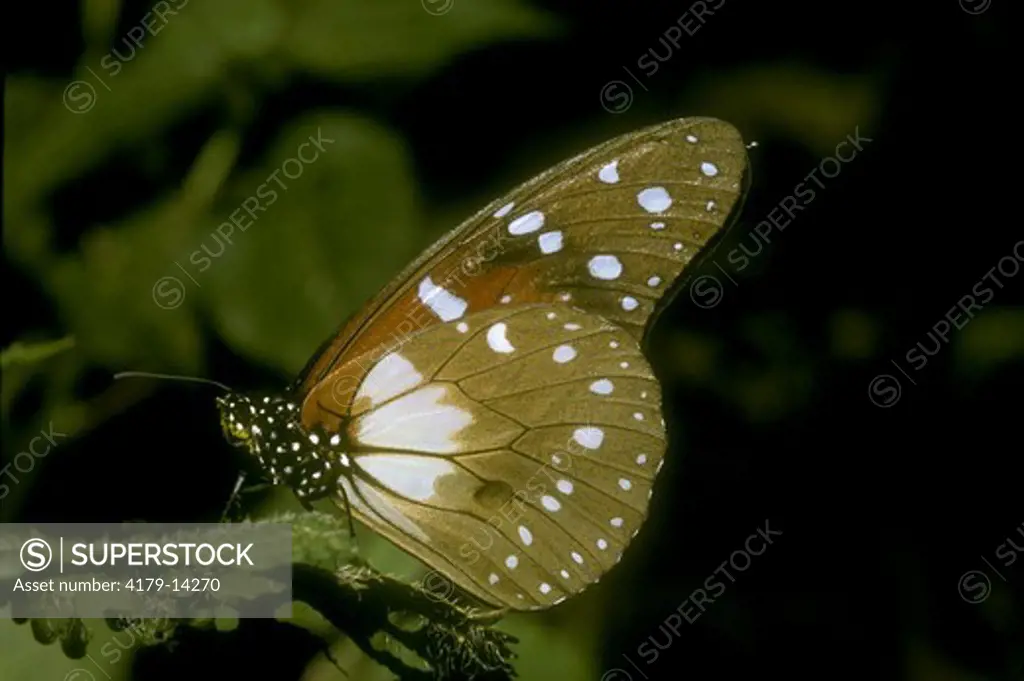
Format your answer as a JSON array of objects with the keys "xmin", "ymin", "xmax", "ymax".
[{"xmin": 218, "ymin": 117, "xmax": 749, "ymax": 611}]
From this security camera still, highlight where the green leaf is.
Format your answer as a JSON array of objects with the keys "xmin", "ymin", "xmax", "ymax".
[
  {"xmin": 282, "ymin": 0, "xmax": 561, "ymax": 80},
  {"xmin": 199, "ymin": 112, "xmax": 422, "ymax": 374},
  {"xmin": 0, "ymin": 338, "xmax": 75, "ymax": 370},
  {"xmin": 45, "ymin": 199, "xmax": 206, "ymax": 373}
]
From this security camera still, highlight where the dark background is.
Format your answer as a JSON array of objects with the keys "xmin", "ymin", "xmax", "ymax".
[{"xmin": 2, "ymin": 0, "xmax": 1020, "ymax": 680}]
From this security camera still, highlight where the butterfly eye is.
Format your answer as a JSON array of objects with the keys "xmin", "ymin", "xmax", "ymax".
[{"xmin": 220, "ymin": 416, "xmax": 250, "ymax": 442}]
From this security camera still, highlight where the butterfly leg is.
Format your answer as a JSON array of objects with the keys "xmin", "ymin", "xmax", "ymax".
[
  {"xmin": 336, "ymin": 483, "xmax": 360, "ymax": 545},
  {"xmin": 333, "ymin": 476, "xmax": 369, "ymax": 567},
  {"xmin": 219, "ymin": 471, "xmax": 249, "ymax": 523}
]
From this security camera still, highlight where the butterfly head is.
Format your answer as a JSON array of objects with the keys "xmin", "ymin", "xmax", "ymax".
[
  {"xmin": 216, "ymin": 391, "xmax": 296, "ymax": 450},
  {"xmin": 216, "ymin": 391, "xmax": 347, "ymax": 500}
]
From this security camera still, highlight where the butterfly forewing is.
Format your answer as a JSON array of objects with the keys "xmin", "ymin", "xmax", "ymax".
[
  {"xmin": 325, "ymin": 304, "xmax": 665, "ymax": 610},
  {"xmin": 294, "ymin": 117, "xmax": 748, "ymax": 401}
]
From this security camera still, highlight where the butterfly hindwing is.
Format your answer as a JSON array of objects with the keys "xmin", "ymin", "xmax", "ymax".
[{"xmin": 326, "ymin": 304, "xmax": 665, "ymax": 610}]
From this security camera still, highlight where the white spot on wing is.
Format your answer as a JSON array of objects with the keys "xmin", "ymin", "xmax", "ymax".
[
  {"xmin": 621, "ymin": 296, "xmax": 639, "ymax": 311},
  {"xmin": 590, "ymin": 379, "xmax": 614, "ymax": 395},
  {"xmin": 489, "ymin": 573, "xmax": 500, "ymax": 584},
  {"xmin": 353, "ymin": 385, "xmax": 472, "ymax": 454},
  {"xmin": 597, "ymin": 538, "xmax": 608, "ymax": 550},
  {"xmin": 539, "ymin": 582, "xmax": 552, "ymax": 594},
  {"xmin": 700, "ymin": 161, "xmax": 719, "ymax": 177},
  {"xmin": 494, "ymin": 201, "xmax": 515, "ymax": 217},
  {"xmin": 355, "ymin": 454, "xmax": 458, "ymax": 502},
  {"xmin": 686, "ymin": 134, "xmax": 698, "ymax": 143},
  {"xmin": 508, "ymin": 210, "xmax": 545, "ymax": 235},
  {"xmin": 650, "ymin": 222, "xmax": 665, "ymax": 230},
  {"xmin": 610, "ymin": 517, "xmax": 624, "ymax": 527},
  {"xmin": 418, "ymin": 275, "xmax": 467, "ymax": 322},
  {"xmin": 456, "ymin": 322, "xmax": 469, "ymax": 333},
  {"xmin": 557, "ymin": 479, "xmax": 573, "ymax": 495},
  {"xmin": 637, "ymin": 187, "xmax": 672, "ymax": 213},
  {"xmin": 588, "ymin": 254, "xmax": 623, "ymax": 280},
  {"xmin": 636, "ymin": 454, "xmax": 647, "ymax": 465},
  {"xmin": 355, "ymin": 352, "xmax": 424, "ymax": 408},
  {"xmin": 571, "ymin": 551, "xmax": 584, "ymax": 564},
  {"xmin": 598, "ymin": 160, "xmax": 620, "ymax": 183},
  {"xmin": 506, "ymin": 555, "xmax": 519, "ymax": 569},
  {"xmin": 487, "ymin": 322, "xmax": 515, "ymax": 354},
  {"xmin": 541, "ymin": 495, "xmax": 561, "ymax": 512},
  {"xmin": 518, "ymin": 525, "xmax": 533, "ymax": 546},
  {"xmin": 553, "ymin": 345, "xmax": 577, "ymax": 363},
  {"xmin": 538, "ymin": 231, "xmax": 564, "ymax": 254},
  {"xmin": 619, "ymin": 478, "xmax": 633, "ymax": 491},
  {"xmin": 573, "ymin": 427, "xmax": 604, "ymax": 450},
  {"xmin": 647, "ymin": 275, "xmax": 662, "ymax": 287}
]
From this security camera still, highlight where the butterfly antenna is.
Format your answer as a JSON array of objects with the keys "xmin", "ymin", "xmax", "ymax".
[{"xmin": 113, "ymin": 371, "xmax": 233, "ymax": 392}]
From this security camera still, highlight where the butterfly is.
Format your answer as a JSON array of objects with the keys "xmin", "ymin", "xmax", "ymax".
[{"xmin": 215, "ymin": 117, "xmax": 749, "ymax": 611}]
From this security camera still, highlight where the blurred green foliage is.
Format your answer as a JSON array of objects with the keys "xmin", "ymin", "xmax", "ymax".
[
  {"xmin": 3, "ymin": 1, "xmax": 572, "ymax": 678},
  {"xmin": 5, "ymin": 0, "xmax": 557, "ymax": 379}
]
